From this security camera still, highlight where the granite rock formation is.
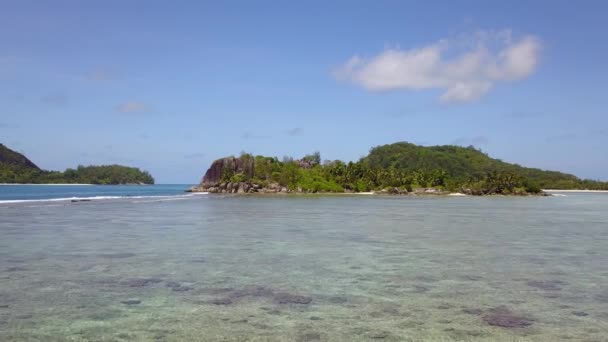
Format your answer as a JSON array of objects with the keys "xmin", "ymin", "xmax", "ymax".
[{"xmin": 190, "ymin": 156, "xmax": 288, "ymax": 194}]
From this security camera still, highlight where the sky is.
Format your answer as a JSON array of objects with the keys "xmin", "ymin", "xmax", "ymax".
[{"xmin": 1, "ymin": 1, "xmax": 607, "ymax": 184}]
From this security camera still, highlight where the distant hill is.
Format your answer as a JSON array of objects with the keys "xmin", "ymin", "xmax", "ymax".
[
  {"xmin": 0, "ymin": 143, "xmax": 40, "ymax": 170},
  {"xmin": 0, "ymin": 144, "xmax": 154, "ymax": 185},
  {"xmin": 363, "ymin": 142, "xmax": 606, "ymax": 189}
]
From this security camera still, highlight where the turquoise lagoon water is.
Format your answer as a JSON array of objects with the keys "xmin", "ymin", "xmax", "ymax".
[{"xmin": 0, "ymin": 189, "xmax": 607, "ymax": 341}]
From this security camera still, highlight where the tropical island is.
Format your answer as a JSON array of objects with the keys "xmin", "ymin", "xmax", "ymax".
[
  {"xmin": 190, "ymin": 142, "xmax": 608, "ymax": 195},
  {"xmin": 0, "ymin": 143, "xmax": 154, "ymax": 185}
]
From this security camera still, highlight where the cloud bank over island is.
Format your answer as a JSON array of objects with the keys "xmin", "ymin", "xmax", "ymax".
[{"xmin": 335, "ymin": 30, "xmax": 542, "ymax": 103}]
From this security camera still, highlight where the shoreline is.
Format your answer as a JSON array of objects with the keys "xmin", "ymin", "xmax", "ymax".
[
  {"xmin": 190, "ymin": 183, "xmax": 551, "ymax": 197},
  {"xmin": 543, "ymin": 189, "xmax": 608, "ymax": 193},
  {"xmin": 193, "ymin": 189, "xmax": 552, "ymax": 197},
  {"xmin": 225, "ymin": 192, "xmax": 551, "ymax": 197}
]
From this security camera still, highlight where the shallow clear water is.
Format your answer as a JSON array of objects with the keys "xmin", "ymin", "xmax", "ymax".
[{"xmin": 1, "ymin": 193, "xmax": 607, "ymax": 341}]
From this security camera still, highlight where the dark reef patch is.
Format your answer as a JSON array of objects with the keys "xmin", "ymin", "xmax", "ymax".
[
  {"xmin": 209, "ymin": 298, "xmax": 233, "ymax": 305},
  {"xmin": 461, "ymin": 274, "xmax": 483, "ymax": 281},
  {"xmin": 379, "ymin": 303, "xmax": 401, "ymax": 316},
  {"xmin": 88, "ymin": 309, "xmax": 124, "ymax": 321},
  {"xmin": 415, "ymin": 275, "xmax": 440, "ymax": 283},
  {"xmin": 437, "ymin": 303, "xmax": 454, "ymax": 310},
  {"xmin": 205, "ymin": 287, "xmax": 235, "ymax": 295},
  {"xmin": 327, "ymin": 296, "xmax": 348, "ymax": 304},
  {"xmin": 368, "ymin": 303, "xmax": 403, "ymax": 318},
  {"xmin": 543, "ymin": 293, "xmax": 561, "ymax": 299},
  {"xmin": 527, "ymin": 280, "xmax": 565, "ymax": 291},
  {"xmin": 482, "ymin": 306, "xmax": 534, "ymax": 328},
  {"xmin": 166, "ymin": 281, "xmax": 193, "ymax": 292},
  {"xmin": 411, "ymin": 285, "xmax": 430, "ymax": 293},
  {"xmin": 274, "ymin": 292, "xmax": 312, "ymax": 304},
  {"xmin": 365, "ymin": 331, "xmax": 390, "ymax": 339},
  {"xmin": 205, "ymin": 285, "xmax": 312, "ymax": 306},
  {"xmin": 5, "ymin": 266, "xmax": 28, "ymax": 272},
  {"xmin": 594, "ymin": 291, "xmax": 608, "ymax": 303},
  {"xmin": 297, "ymin": 332, "xmax": 321, "ymax": 341},
  {"xmin": 123, "ymin": 277, "xmax": 163, "ymax": 288},
  {"xmin": 232, "ymin": 286, "xmax": 274, "ymax": 298},
  {"xmin": 97, "ymin": 253, "xmax": 136, "ymax": 259},
  {"xmin": 462, "ymin": 308, "xmax": 483, "ymax": 315}
]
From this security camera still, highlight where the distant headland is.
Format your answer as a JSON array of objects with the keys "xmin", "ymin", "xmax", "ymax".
[
  {"xmin": 189, "ymin": 142, "xmax": 608, "ymax": 196},
  {"xmin": 0, "ymin": 143, "xmax": 154, "ymax": 185}
]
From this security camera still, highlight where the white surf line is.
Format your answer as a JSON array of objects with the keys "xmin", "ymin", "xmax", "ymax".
[{"xmin": 0, "ymin": 192, "xmax": 209, "ymax": 204}]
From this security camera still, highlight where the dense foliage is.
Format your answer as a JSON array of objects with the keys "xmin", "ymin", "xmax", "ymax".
[
  {"xmin": 214, "ymin": 142, "xmax": 607, "ymax": 194},
  {"xmin": 0, "ymin": 144, "xmax": 154, "ymax": 184},
  {"xmin": 363, "ymin": 142, "xmax": 608, "ymax": 190},
  {"xmin": 215, "ymin": 153, "xmax": 532, "ymax": 195}
]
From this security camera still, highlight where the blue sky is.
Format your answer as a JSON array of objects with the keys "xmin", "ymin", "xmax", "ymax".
[{"xmin": 1, "ymin": 1, "xmax": 606, "ymax": 183}]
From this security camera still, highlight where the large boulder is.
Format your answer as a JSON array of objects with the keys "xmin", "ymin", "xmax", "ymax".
[{"xmin": 200, "ymin": 157, "xmax": 254, "ymax": 186}]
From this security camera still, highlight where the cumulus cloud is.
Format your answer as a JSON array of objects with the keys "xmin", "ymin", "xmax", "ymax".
[
  {"xmin": 116, "ymin": 101, "xmax": 148, "ymax": 113},
  {"xmin": 334, "ymin": 30, "xmax": 541, "ymax": 103}
]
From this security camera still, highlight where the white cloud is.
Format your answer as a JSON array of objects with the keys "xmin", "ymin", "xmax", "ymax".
[
  {"xmin": 116, "ymin": 101, "xmax": 147, "ymax": 113},
  {"xmin": 334, "ymin": 30, "xmax": 541, "ymax": 103}
]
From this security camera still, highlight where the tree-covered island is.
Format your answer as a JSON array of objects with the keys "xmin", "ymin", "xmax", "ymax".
[
  {"xmin": 0, "ymin": 143, "xmax": 154, "ymax": 185},
  {"xmin": 190, "ymin": 142, "xmax": 608, "ymax": 195}
]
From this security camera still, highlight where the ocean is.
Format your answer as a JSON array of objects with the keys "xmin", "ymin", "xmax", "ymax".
[
  {"xmin": 0, "ymin": 184, "xmax": 197, "ymax": 203},
  {"xmin": 0, "ymin": 187, "xmax": 607, "ymax": 341}
]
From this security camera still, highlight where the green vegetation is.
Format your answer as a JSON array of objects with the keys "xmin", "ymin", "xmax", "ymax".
[
  {"xmin": 213, "ymin": 142, "xmax": 607, "ymax": 194},
  {"xmin": 0, "ymin": 143, "xmax": 154, "ymax": 184},
  {"xmin": 363, "ymin": 142, "xmax": 608, "ymax": 190}
]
